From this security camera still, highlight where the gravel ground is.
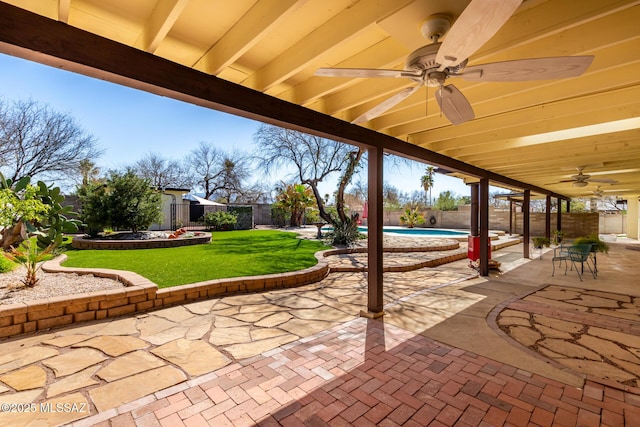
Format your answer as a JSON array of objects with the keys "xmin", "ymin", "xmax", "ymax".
[{"xmin": 0, "ymin": 266, "xmax": 125, "ymax": 305}]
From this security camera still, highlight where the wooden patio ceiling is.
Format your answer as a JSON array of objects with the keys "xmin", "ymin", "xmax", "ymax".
[{"xmin": 1, "ymin": 0, "xmax": 638, "ymax": 199}]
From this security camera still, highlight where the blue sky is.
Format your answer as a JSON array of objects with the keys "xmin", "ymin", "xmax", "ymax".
[{"xmin": 0, "ymin": 53, "xmax": 470, "ymax": 199}]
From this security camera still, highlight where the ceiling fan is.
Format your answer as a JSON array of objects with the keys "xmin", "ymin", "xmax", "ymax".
[
  {"xmin": 580, "ymin": 186, "xmax": 605, "ymax": 198},
  {"xmin": 314, "ymin": 0, "xmax": 594, "ymax": 125},
  {"xmin": 549, "ymin": 167, "xmax": 618, "ymax": 188}
]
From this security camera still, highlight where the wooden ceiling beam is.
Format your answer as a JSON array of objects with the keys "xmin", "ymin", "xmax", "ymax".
[
  {"xmin": 58, "ymin": 0, "xmax": 70, "ymax": 23},
  {"xmin": 413, "ymin": 86, "xmax": 640, "ymax": 156},
  {"xmin": 241, "ymin": 0, "xmax": 412, "ymax": 92},
  {"xmin": 193, "ymin": 0, "xmax": 300, "ymax": 76},
  {"xmin": 134, "ymin": 0, "xmax": 189, "ymax": 53}
]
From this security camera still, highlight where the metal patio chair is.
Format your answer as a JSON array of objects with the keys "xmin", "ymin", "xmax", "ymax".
[{"xmin": 552, "ymin": 243, "xmax": 596, "ymax": 281}]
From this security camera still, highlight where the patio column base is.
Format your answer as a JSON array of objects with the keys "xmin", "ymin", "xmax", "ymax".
[{"xmin": 359, "ymin": 310, "xmax": 385, "ymax": 319}]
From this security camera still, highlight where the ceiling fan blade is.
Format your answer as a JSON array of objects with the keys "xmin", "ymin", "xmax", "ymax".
[
  {"xmin": 352, "ymin": 85, "xmax": 421, "ymax": 124},
  {"xmin": 315, "ymin": 68, "xmax": 420, "ymax": 79},
  {"xmin": 462, "ymin": 56, "xmax": 594, "ymax": 82},
  {"xmin": 436, "ymin": 0, "xmax": 522, "ymax": 69},
  {"xmin": 435, "ymin": 84, "xmax": 475, "ymax": 125},
  {"xmin": 588, "ymin": 178, "xmax": 618, "ymax": 184}
]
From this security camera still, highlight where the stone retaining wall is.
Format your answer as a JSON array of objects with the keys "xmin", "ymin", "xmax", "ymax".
[
  {"xmin": 0, "ymin": 253, "xmax": 329, "ymax": 339},
  {"xmin": 71, "ymin": 233, "xmax": 211, "ymax": 250}
]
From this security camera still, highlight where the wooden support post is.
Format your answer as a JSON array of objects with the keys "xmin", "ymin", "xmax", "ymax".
[
  {"xmin": 362, "ymin": 146, "xmax": 384, "ymax": 318},
  {"xmin": 545, "ymin": 195, "xmax": 552, "ymax": 241},
  {"xmin": 479, "ymin": 178, "xmax": 490, "ymax": 276},
  {"xmin": 556, "ymin": 197, "xmax": 562, "ymax": 232},
  {"xmin": 470, "ymin": 184, "xmax": 479, "ymax": 236},
  {"xmin": 523, "ymin": 190, "xmax": 531, "ymax": 258}
]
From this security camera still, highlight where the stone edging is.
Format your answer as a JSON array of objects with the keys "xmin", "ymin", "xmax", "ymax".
[
  {"xmin": 71, "ymin": 233, "xmax": 212, "ymax": 250},
  {"xmin": 0, "ymin": 251, "xmax": 330, "ymax": 339},
  {"xmin": 324, "ymin": 247, "xmax": 468, "ymax": 273}
]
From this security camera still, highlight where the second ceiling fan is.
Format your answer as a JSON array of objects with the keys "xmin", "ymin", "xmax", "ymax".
[{"xmin": 315, "ymin": 0, "xmax": 594, "ymax": 125}]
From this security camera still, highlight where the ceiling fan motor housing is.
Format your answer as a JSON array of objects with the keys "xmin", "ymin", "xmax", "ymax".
[{"xmin": 405, "ymin": 43, "xmax": 467, "ymax": 86}]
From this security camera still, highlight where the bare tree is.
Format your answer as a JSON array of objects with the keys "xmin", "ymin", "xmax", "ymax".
[
  {"xmin": 254, "ymin": 124, "xmax": 362, "ymax": 244},
  {"xmin": 186, "ymin": 142, "xmax": 251, "ymax": 201},
  {"xmin": 186, "ymin": 142, "xmax": 221, "ymax": 199},
  {"xmin": 215, "ymin": 151, "xmax": 252, "ymax": 203},
  {"xmin": 133, "ymin": 152, "xmax": 191, "ymax": 189},
  {"xmin": 0, "ymin": 98, "xmax": 103, "ymax": 183}
]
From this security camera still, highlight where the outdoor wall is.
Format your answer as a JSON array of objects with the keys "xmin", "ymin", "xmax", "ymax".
[
  {"xmin": 600, "ymin": 213, "xmax": 627, "ymax": 235},
  {"xmin": 251, "ymin": 204, "xmax": 273, "ymax": 225},
  {"xmin": 355, "ymin": 206, "xmax": 600, "ymax": 238},
  {"xmin": 151, "ymin": 193, "xmax": 177, "ymax": 230}
]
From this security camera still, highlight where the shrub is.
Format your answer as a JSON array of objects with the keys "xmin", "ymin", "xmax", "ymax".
[
  {"xmin": 202, "ymin": 210, "xmax": 238, "ymax": 231},
  {"xmin": 78, "ymin": 170, "xmax": 162, "ymax": 234},
  {"xmin": 304, "ymin": 208, "xmax": 320, "ymax": 224},
  {"xmin": 270, "ymin": 205, "xmax": 287, "ymax": 227},
  {"xmin": 532, "ymin": 236, "xmax": 550, "ymax": 248},
  {"xmin": 1, "ymin": 173, "xmax": 79, "ymax": 251},
  {"xmin": 228, "ymin": 206, "xmax": 253, "ymax": 230},
  {"xmin": 574, "ymin": 234, "xmax": 609, "ymax": 254}
]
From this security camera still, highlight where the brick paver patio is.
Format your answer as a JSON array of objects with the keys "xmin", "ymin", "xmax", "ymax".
[{"xmin": 76, "ymin": 318, "xmax": 640, "ymax": 426}]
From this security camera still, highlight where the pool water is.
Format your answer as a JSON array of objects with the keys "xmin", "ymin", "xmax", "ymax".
[{"xmin": 357, "ymin": 226, "xmax": 469, "ymax": 236}]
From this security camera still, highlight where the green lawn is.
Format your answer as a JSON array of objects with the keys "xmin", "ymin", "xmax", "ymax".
[{"xmin": 62, "ymin": 230, "xmax": 330, "ymax": 288}]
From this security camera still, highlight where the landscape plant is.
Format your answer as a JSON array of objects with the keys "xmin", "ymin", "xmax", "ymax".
[
  {"xmin": 227, "ymin": 206, "xmax": 253, "ymax": 229},
  {"xmin": 1, "ymin": 172, "xmax": 80, "ymax": 250},
  {"xmin": 532, "ymin": 236, "xmax": 551, "ymax": 248},
  {"xmin": 275, "ymin": 183, "xmax": 315, "ymax": 227},
  {"xmin": 202, "ymin": 210, "xmax": 238, "ymax": 231},
  {"xmin": 1, "ymin": 172, "xmax": 79, "ymax": 286},
  {"xmin": 78, "ymin": 170, "xmax": 162, "ymax": 234},
  {"xmin": 552, "ymin": 229, "xmax": 565, "ymax": 245},
  {"xmin": 3, "ymin": 239, "xmax": 53, "ymax": 287},
  {"xmin": 399, "ymin": 207, "xmax": 425, "ymax": 228},
  {"xmin": 0, "ymin": 175, "xmax": 50, "ymax": 250},
  {"xmin": 574, "ymin": 234, "xmax": 609, "ymax": 254}
]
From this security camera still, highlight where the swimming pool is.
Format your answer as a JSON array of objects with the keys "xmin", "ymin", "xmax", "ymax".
[{"xmin": 357, "ymin": 226, "xmax": 469, "ymax": 237}]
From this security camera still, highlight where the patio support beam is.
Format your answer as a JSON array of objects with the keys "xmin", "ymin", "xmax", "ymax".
[
  {"xmin": 364, "ymin": 146, "xmax": 384, "ymax": 317},
  {"xmin": 479, "ymin": 178, "xmax": 490, "ymax": 276},
  {"xmin": 557, "ymin": 197, "xmax": 562, "ymax": 232},
  {"xmin": 523, "ymin": 190, "xmax": 531, "ymax": 258},
  {"xmin": 509, "ymin": 199, "xmax": 514, "ymax": 235},
  {"xmin": 545, "ymin": 195, "xmax": 552, "ymax": 241},
  {"xmin": 627, "ymin": 196, "xmax": 639, "ymax": 240},
  {"xmin": 470, "ymin": 184, "xmax": 479, "ymax": 236}
]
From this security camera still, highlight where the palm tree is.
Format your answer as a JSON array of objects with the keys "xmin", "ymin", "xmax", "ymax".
[
  {"xmin": 78, "ymin": 159, "xmax": 101, "ymax": 186},
  {"xmin": 420, "ymin": 166, "xmax": 435, "ymax": 207},
  {"xmin": 275, "ymin": 183, "xmax": 315, "ymax": 227}
]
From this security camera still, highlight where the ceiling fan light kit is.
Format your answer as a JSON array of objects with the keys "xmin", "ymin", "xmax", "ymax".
[{"xmin": 315, "ymin": 0, "xmax": 594, "ymax": 126}]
